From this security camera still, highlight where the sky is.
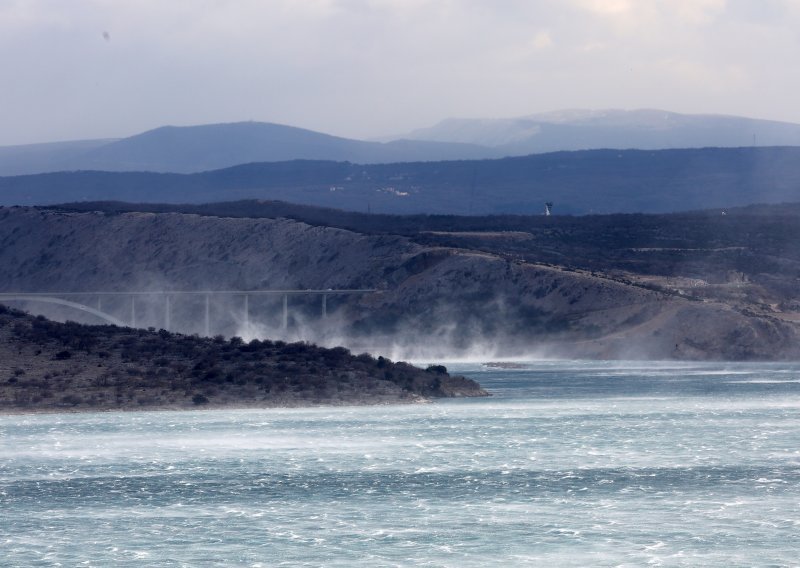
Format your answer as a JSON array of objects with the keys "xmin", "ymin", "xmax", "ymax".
[{"xmin": 2, "ymin": 0, "xmax": 800, "ymax": 146}]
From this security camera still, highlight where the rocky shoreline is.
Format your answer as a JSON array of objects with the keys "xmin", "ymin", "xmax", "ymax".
[{"xmin": 0, "ymin": 305, "xmax": 488, "ymax": 414}]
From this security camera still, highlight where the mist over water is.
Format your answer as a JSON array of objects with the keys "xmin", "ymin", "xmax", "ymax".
[
  {"xmin": 2, "ymin": 361, "xmax": 800, "ymax": 566},
  {"xmin": 8, "ymin": 292, "xmax": 546, "ymax": 361}
]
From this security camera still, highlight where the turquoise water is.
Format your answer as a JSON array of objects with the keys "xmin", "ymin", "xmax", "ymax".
[{"xmin": 2, "ymin": 361, "xmax": 800, "ymax": 566}]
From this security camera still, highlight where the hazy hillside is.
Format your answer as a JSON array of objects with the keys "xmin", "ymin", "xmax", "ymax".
[
  {"xmin": 6, "ymin": 111, "xmax": 800, "ymax": 178},
  {"xmin": 3, "ymin": 147, "xmax": 800, "ymax": 214},
  {"xmin": 0, "ymin": 139, "xmax": 118, "ymax": 176},
  {"xmin": 0, "ymin": 122, "xmax": 498, "ymax": 176},
  {"xmin": 397, "ymin": 109, "xmax": 800, "ymax": 154},
  {"xmin": 2, "ymin": 205, "xmax": 798, "ymax": 361}
]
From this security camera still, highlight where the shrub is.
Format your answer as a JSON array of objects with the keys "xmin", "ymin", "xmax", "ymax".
[
  {"xmin": 61, "ymin": 394, "xmax": 82, "ymax": 406},
  {"xmin": 192, "ymin": 393, "xmax": 210, "ymax": 405},
  {"xmin": 355, "ymin": 352, "xmax": 374, "ymax": 364}
]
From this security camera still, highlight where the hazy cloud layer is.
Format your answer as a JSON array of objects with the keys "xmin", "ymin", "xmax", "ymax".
[{"xmin": 2, "ymin": 0, "xmax": 800, "ymax": 145}]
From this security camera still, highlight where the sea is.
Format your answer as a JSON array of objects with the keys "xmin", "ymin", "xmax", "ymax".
[{"xmin": 2, "ymin": 360, "xmax": 800, "ymax": 567}]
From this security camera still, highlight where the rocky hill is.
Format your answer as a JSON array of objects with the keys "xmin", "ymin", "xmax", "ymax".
[
  {"xmin": 2, "ymin": 205, "xmax": 799, "ymax": 361},
  {"xmin": 0, "ymin": 304, "xmax": 487, "ymax": 413}
]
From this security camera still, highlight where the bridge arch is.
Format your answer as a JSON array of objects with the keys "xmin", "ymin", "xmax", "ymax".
[{"xmin": 0, "ymin": 296, "xmax": 127, "ymax": 327}]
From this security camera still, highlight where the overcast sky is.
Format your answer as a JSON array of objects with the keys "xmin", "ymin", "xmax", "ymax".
[{"xmin": 2, "ymin": 0, "xmax": 800, "ymax": 145}]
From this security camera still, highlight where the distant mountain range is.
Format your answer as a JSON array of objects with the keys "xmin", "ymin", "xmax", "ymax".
[
  {"xmin": 391, "ymin": 109, "xmax": 800, "ymax": 154},
  {"xmin": 0, "ymin": 122, "xmax": 498, "ymax": 176},
  {"xmin": 3, "ymin": 110, "xmax": 800, "ymax": 177},
  {"xmin": 3, "ymin": 147, "xmax": 800, "ymax": 215}
]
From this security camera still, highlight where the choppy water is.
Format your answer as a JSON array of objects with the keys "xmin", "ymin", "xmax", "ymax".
[{"xmin": 2, "ymin": 361, "xmax": 800, "ymax": 566}]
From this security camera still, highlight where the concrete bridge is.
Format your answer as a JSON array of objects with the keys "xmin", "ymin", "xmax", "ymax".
[{"xmin": 0, "ymin": 289, "xmax": 376, "ymax": 335}]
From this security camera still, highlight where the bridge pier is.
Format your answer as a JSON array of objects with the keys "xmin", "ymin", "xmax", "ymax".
[
  {"xmin": 0, "ymin": 289, "xmax": 375, "ymax": 336},
  {"xmin": 165, "ymin": 295, "xmax": 171, "ymax": 331},
  {"xmin": 204, "ymin": 294, "xmax": 211, "ymax": 336}
]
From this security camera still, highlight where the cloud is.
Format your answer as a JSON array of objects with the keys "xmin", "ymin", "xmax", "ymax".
[
  {"xmin": 573, "ymin": 0, "xmax": 634, "ymax": 16},
  {"xmin": 0, "ymin": 0, "xmax": 799, "ymax": 145},
  {"xmin": 531, "ymin": 30, "xmax": 554, "ymax": 50},
  {"xmin": 669, "ymin": 0, "xmax": 727, "ymax": 25},
  {"xmin": 654, "ymin": 57, "xmax": 748, "ymax": 92},
  {"xmin": 572, "ymin": 0, "xmax": 726, "ymax": 25}
]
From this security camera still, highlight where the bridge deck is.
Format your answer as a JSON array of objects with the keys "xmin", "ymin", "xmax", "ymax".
[
  {"xmin": 0, "ymin": 289, "xmax": 377, "ymax": 297},
  {"xmin": 0, "ymin": 289, "xmax": 377, "ymax": 332}
]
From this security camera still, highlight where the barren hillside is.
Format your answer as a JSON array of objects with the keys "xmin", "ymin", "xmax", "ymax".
[{"xmin": 1, "ymin": 206, "xmax": 798, "ymax": 360}]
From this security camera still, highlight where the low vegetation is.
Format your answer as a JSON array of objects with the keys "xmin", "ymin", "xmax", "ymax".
[{"xmin": 0, "ymin": 305, "xmax": 487, "ymax": 413}]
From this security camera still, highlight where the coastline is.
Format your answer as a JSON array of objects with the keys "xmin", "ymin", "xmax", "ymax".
[
  {"xmin": 0, "ymin": 306, "xmax": 489, "ymax": 416},
  {"xmin": 0, "ymin": 393, "xmax": 445, "ymax": 417}
]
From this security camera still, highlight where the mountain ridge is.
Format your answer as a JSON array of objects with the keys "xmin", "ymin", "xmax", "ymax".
[
  {"xmin": 0, "ymin": 121, "xmax": 499, "ymax": 176},
  {"xmin": 3, "ymin": 146, "xmax": 800, "ymax": 215},
  {"xmin": 396, "ymin": 109, "xmax": 800, "ymax": 154},
  {"xmin": 5, "ymin": 110, "xmax": 800, "ymax": 177}
]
